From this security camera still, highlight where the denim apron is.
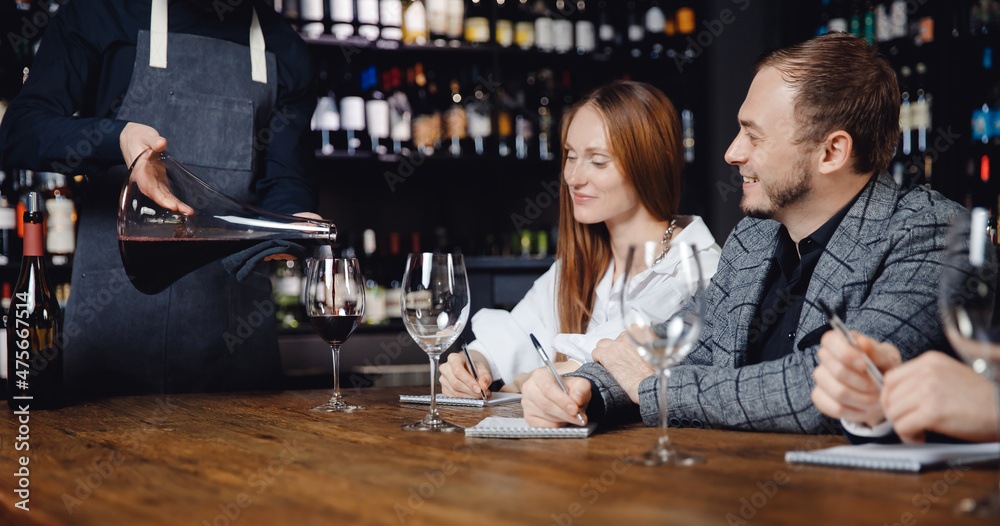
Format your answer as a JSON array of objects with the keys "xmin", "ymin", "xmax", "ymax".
[{"xmin": 64, "ymin": 0, "xmax": 281, "ymax": 394}]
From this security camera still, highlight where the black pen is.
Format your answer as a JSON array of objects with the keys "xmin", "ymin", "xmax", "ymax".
[
  {"xmin": 462, "ymin": 341, "xmax": 489, "ymax": 402},
  {"xmin": 529, "ymin": 334, "xmax": 587, "ymax": 426},
  {"xmin": 818, "ymin": 300, "xmax": 884, "ymax": 388}
]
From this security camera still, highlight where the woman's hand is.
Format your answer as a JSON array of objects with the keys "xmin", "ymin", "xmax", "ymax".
[{"xmin": 439, "ymin": 349, "xmax": 493, "ymax": 398}]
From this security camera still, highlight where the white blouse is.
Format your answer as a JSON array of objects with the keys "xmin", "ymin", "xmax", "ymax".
[{"xmin": 467, "ymin": 215, "xmax": 722, "ymax": 384}]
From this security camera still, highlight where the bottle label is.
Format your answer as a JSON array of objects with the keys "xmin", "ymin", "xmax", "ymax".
[
  {"xmin": 301, "ymin": 0, "xmax": 324, "ymax": 21},
  {"xmin": 357, "ymin": 0, "xmax": 379, "ymax": 23},
  {"xmin": 341, "ymin": 97, "xmax": 367, "ymax": 131},
  {"xmin": 575, "ymin": 21, "xmax": 595, "ymax": 52},
  {"xmin": 427, "ymin": 0, "xmax": 447, "ymax": 35},
  {"xmin": 515, "ymin": 21, "xmax": 535, "ymax": 48},
  {"xmin": 552, "ymin": 19, "xmax": 573, "ymax": 53},
  {"xmin": 465, "ymin": 17, "xmax": 490, "ymax": 42},
  {"xmin": 331, "ymin": 0, "xmax": 354, "ymax": 22},
  {"xmin": 911, "ymin": 99, "xmax": 930, "ymax": 129},
  {"xmin": 677, "ymin": 7, "xmax": 695, "ymax": 34},
  {"xmin": 23, "ymin": 222, "xmax": 43, "ymax": 257},
  {"xmin": 446, "ymin": 0, "xmax": 464, "ymax": 38},
  {"xmin": 535, "ymin": 17, "xmax": 554, "ymax": 50},
  {"xmin": 496, "ymin": 19, "xmax": 514, "ymax": 46},
  {"xmin": 898, "ymin": 101, "xmax": 912, "ymax": 131},
  {"xmin": 380, "ymin": 0, "xmax": 403, "ymax": 27},
  {"xmin": 0, "ymin": 208, "xmax": 15, "ymax": 230},
  {"xmin": 599, "ymin": 23, "xmax": 614, "ymax": 42},
  {"xmin": 366, "ymin": 99, "xmax": 391, "ymax": 138}
]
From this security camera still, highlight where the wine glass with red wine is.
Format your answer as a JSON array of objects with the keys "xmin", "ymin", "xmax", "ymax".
[{"xmin": 305, "ymin": 255, "xmax": 365, "ymax": 413}]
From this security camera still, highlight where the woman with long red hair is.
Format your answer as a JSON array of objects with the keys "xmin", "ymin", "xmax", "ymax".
[{"xmin": 441, "ymin": 80, "xmax": 720, "ymax": 397}]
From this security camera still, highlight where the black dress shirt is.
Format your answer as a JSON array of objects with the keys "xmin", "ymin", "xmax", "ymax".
[
  {"xmin": 746, "ymin": 199, "xmax": 857, "ymax": 365},
  {"xmin": 0, "ymin": 0, "xmax": 317, "ymax": 215}
]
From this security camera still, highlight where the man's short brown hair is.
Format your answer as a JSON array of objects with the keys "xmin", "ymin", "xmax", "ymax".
[{"xmin": 755, "ymin": 32, "xmax": 901, "ymax": 175}]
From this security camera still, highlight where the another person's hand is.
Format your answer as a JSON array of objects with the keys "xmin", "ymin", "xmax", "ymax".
[
  {"xmin": 521, "ymin": 367, "xmax": 591, "ymax": 427},
  {"xmin": 264, "ymin": 212, "xmax": 327, "ymax": 261},
  {"xmin": 592, "ymin": 332, "xmax": 654, "ymax": 404},
  {"xmin": 501, "ymin": 361, "xmax": 580, "ymax": 394},
  {"xmin": 811, "ymin": 330, "xmax": 901, "ymax": 428},
  {"xmin": 881, "ymin": 351, "xmax": 999, "ymax": 444},
  {"xmin": 440, "ymin": 349, "xmax": 493, "ymax": 399},
  {"xmin": 120, "ymin": 123, "xmax": 195, "ymax": 215}
]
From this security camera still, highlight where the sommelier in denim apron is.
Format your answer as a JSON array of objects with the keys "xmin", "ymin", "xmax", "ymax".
[{"xmin": 0, "ymin": 0, "xmax": 319, "ymax": 394}]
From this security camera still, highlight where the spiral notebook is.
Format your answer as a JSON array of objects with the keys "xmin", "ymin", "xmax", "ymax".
[
  {"xmin": 464, "ymin": 417, "xmax": 598, "ymax": 439},
  {"xmin": 399, "ymin": 392, "xmax": 523, "ymax": 407},
  {"xmin": 785, "ymin": 442, "xmax": 1000, "ymax": 473}
]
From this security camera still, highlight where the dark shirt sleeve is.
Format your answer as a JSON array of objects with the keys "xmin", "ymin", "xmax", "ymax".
[
  {"xmin": 0, "ymin": 2, "xmax": 129, "ymax": 174},
  {"xmin": 251, "ymin": 8, "xmax": 318, "ymax": 216}
]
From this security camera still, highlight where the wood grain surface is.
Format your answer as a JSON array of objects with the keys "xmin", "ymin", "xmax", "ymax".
[{"xmin": 0, "ymin": 387, "xmax": 996, "ymax": 526}]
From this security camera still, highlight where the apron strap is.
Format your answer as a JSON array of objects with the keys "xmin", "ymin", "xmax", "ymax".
[
  {"xmin": 250, "ymin": 9, "xmax": 267, "ymax": 84},
  {"xmin": 148, "ymin": 0, "xmax": 267, "ymax": 84},
  {"xmin": 149, "ymin": 0, "xmax": 168, "ymax": 69}
]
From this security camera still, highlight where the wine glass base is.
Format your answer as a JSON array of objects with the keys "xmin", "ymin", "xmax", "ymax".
[
  {"xmin": 401, "ymin": 417, "xmax": 463, "ymax": 433},
  {"xmin": 955, "ymin": 488, "xmax": 1000, "ymax": 517},
  {"xmin": 309, "ymin": 399, "xmax": 365, "ymax": 413},
  {"xmin": 626, "ymin": 447, "xmax": 705, "ymax": 467}
]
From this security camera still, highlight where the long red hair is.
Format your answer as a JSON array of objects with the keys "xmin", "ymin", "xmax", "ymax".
[{"xmin": 556, "ymin": 80, "xmax": 683, "ymax": 337}]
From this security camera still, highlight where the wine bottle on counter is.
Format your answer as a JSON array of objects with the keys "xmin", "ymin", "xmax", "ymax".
[
  {"xmin": 6, "ymin": 192, "xmax": 63, "ymax": 410},
  {"xmin": 0, "ymin": 171, "xmax": 19, "ymax": 267},
  {"xmin": 535, "ymin": 69, "xmax": 555, "ymax": 161},
  {"xmin": 626, "ymin": 0, "xmax": 643, "ymax": 58},
  {"xmin": 43, "ymin": 172, "xmax": 75, "ymax": 266}
]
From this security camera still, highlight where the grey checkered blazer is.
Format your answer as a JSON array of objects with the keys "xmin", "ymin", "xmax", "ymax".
[{"xmin": 569, "ymin": 172, "xmax": 980, "ymax": 434}]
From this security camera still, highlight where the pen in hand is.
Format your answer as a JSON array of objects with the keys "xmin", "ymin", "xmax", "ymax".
[
  {"xmin": 461, "ymin": 341, "xmax": 489, "ymax": 402},
  {"xmin": 818, "ymin": 300, "xmax": 884, "ymax": 388},
  {"xmin": 529, "ymin": 333, "xmax": 587, "ymax": 426}
]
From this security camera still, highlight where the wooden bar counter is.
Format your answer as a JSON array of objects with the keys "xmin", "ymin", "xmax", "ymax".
[{"xmin": 0, "ymin": 387, "xmax": 996, "ymax": 526}]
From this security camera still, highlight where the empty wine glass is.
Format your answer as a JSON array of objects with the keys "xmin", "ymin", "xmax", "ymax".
[
  {"xmin": 305, "ymin": 255, "xmax": 365, "ymax": 413},
  {"xmin": 620, "ymin": 241, "xmax": 706, "ymax": 466},
  {"xmin": 939, "ymin": 208, "xmax": 1000, "ymax": 517},
  {"xmin": 400, "ymin": 253, "xmax": 470, "ymax": 432}
]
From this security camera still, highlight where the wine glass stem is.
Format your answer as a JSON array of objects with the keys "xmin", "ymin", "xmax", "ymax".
[
  {"xmin": 658, "ymin": 368, "xmax": 672, "ymax": 452},
  {"xmin": 330, "ymin": 343, "xmax": 342, "ymax": 403},
  {"xmin": 429, "ymin": 354, "xmax": 441, "ymax": 419}
]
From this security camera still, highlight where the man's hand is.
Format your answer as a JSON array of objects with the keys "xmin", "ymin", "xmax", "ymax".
[
  {"xmin": 521, "ymin": 367, "xmax": 591, "ymax": 427},
  {"xmin": 881, "ymin": 351, "xmax": 999, "ymax": 443},
  {"xmin": 811, "ymin": 330, "xmax": 901, "ymax": 428},
  {"xmin": 120, "ymin": 123, "xmax": 195, "ymax": 215},
  {"xmin": 439, "ymin": 349, "xmax": 492, "ymax": 399},
  {"xmin": 264, "ymin": 212, "xmax": 327, "ymax": 261},
  {"xmin": 592, "ymin": 332, "xmax": 654, "ymax": 404},
  {"xmin": 120, "ymin": 122, "xmax": 167, "ymax": 167}
]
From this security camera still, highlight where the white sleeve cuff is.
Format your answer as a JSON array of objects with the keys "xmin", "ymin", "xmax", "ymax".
[{"xmin": 841, "ymin": 418, "xmax": 894, "ymax": 438}]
